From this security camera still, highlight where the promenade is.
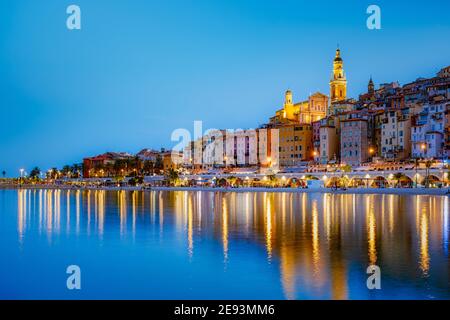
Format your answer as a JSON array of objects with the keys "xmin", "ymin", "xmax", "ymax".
[{"xmin": 2, "ymin": 183, "xmax": 449, "ymax": 196}]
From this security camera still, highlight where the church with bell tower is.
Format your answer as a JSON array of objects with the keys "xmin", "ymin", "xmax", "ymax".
[
  {"xmin": 269, "ymin": 48, "xmax": 351, "ymax": 125},
  {"xmin": 329, "ymin": 48, "xmax": 347, "ymax": 103}
]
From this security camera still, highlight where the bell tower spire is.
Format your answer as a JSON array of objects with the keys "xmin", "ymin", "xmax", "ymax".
[
  {"xmin": 329, "ymin": 47, "xmax": 347, "ymax": 103},
  {"xmin": 368, "ymin": 76, "xmax": 374, "ymax": 94}
]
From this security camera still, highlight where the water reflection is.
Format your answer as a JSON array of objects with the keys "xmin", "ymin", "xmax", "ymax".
[{"xmin": 14, "ymin": 189, "xmax": 450, "ymax": 299}]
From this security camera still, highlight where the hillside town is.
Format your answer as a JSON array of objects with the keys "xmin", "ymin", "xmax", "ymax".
[
  {"xmin": 4, "ymin": 49, "xmax": 449, "ymax": 190},
  {"xmin": 68, "ymin": 49, "xmax": 449, "ymax": 189}
]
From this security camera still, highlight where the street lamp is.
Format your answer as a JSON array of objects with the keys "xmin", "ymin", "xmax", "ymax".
[
  {"xmin": 421, "ymin": 143, "xmax": 427, "ymax": 158},
  {"xmin": 369, "ymin": 147, "xmax": 375, "ymax": 162},
  {"xmin": 421, "ymin": 143, "xmax": 428, "ymax": 187},
  {"xmin": 19, "ymin": 168, "xmax": 24, "ymax": 187}
]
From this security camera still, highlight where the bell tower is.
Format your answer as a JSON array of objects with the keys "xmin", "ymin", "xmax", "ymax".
[
  {"xmin": 368, "ymin": 76, "xmax": 375, "ymax": 95},
  {"xmin": 329, "ymin": 48, "xmax": 347, "ymax": 103},
  {"xmin": 283, "ymin": 89, "xmax": 295, "ymax": 120}
]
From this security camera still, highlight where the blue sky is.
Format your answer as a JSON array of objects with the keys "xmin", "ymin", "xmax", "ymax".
[{"xmin": 1, "ymin": 0, "xmax": 449, "ymax": 176}]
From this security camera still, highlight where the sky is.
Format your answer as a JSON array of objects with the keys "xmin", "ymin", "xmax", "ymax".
[{"xmin": 1, "ymin": 0, "xmax": 450, "ymax": 176}]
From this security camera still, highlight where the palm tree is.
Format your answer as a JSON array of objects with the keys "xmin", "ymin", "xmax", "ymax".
[
  {"xmin": 227, "ymin": 176, "xmax": 237, "ymax": 187},
  {"xmin": 424, "ymin": 160, "xmax": 433, "ymax": 188},
  {"xmin": 414, "ymin": 158, "xmax": 420, "ymax": 188},
  {"xmin": 113, "ymin": 159, "xmax": 126, "ymax": 176},
  {"xmin": 29, "ymin": 167, "xmax": 41, "ymax": 180},
  {"xmin": 267, "ymin": 174, "xmax": 278, "ymax": 187},
  {"xmin": 62, "ymin": 165, "xmax": 71, "ymax": 178},
  {"xmin": 143, "ymin": 160, "xmax": 155, "ymax": 176},
  {"xmin": 1, "ymin": 170, "xmax": 5, "ymax": 178},
  {"xmin": 165, "ymin": 169, "xmax": 179, "ymax": 186},
  {"xmin": 70, "ymin": 164, "xmax": 82, "ymax": 178},
  {"xmin": 341, "ymin": 164, "xmax": 352, "ymax": 173},
  {"xmin": 392, "ymin": 173, "xmax": 405, "ymax": 188},
  {"xmin": 50, "ymin": 167, "xmax": 59, "ymax": 180},
  {"xmin": 340, "ymin": 164, "xmax": 352, "ymax": 188},
  {"xmin": 155, "ymin": 155, "xmax": 163, "ymax": 171}
]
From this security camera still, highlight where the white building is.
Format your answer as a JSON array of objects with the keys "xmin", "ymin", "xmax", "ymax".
[{"xmin": 411, "ymin": 102, "xmax": 447, "ymax": 158}]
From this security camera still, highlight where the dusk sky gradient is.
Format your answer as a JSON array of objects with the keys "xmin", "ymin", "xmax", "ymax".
[{"xmin": 1, "ymin": 0, "xmax": 450, "ymax": 176}]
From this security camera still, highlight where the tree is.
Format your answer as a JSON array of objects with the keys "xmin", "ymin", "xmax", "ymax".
[
  {"xmin": 165, "ymin": 169, "xmax": 179, "ymax": 186},
  {"xmin": 263, "ymin": 174, "xmax": 278, "ymax": 187},
  {"xmin": 143, "ymin": 160, "xmax": 155, "ymax": 175},
  {"xmin": 62, "ymin": 165, "xmax": 71, "ymax": 178},
  {"xmin": 29, "ymin": 167, "xmax": 41, "ymax": 180},
  {"xmin": 155, "ymin": 154, "xmax": 163, "ymax": 171},
  {"xmin": 392, "ymin": 173, "xmax": 405, "ymax": 188},
  {"xmin": 341, "ymin": 164, "xmax": 352, "ymax": 173},
  {"xmin": 71, "ymin": 163, "xmax": 83, "ymax": 178},
  {"xmin": 1, "ymin": 170, "xmax": 5, "ymax": 178},
  {"xmin": 227, "ymin": 176, "xmax": 237, "ymax": 187},
  {"xmin": 424, "ymin": 160, "xmax": 433, "ymax": 188},
  {"xmin": 113, "ymin": 159, "xmax": 127, "ymax": 176},
  {"xmin": 50, "ymin": 167, "xmax": 59, "ymax": 180}
]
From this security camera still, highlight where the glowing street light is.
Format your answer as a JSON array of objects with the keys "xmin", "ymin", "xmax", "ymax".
[{"xmin": 19, "ymin": 168, "xmax": 25, "ymax": 187}]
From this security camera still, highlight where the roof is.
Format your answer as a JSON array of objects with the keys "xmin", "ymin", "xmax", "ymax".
[{"xmin": 341, "ymin": 118, "xmax": 368, "ymax": 122}]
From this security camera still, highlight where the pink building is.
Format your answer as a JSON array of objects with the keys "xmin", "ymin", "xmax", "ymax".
[{"xmin": 340, "ymin": 119, "xmax": 369, "ymax": 166}]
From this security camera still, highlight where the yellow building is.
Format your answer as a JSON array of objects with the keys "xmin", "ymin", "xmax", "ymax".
[
  {"xmin": 163, "ymin": 151, "xmax": 183, "ymax": 172},
  {"xmin": 278, "ymin": 123, "xmax": 313, "ymax": 166},
  {"xmin": 270, "ymin": 90, "xmax": 328, "ymax": 125},
  {"xmin": 329, "ymin": 48, "xmax": 347, "ymax": 103}
]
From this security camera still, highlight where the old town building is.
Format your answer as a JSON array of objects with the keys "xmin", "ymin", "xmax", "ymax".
[{"xmin": 340, "ymin": 118, "xmax": 369, "ymax": 166}]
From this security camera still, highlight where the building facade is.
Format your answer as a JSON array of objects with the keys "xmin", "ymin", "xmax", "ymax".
[
  {"xmin": 270, "ymin": 91, "xmax": 328, "ymax": 125},
  {"xmin": 278, "ymin": 123, "xmax": 313, "ymax": 167},
  {"xmin": 319, "ymin": 117, "xmax": 339, "ymax": 164},
  {"xmin": 340, "ymin": 118, "xmax": 368, "ymax": 166}
]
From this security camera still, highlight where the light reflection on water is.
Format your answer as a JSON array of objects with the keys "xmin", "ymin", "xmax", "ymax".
[{"xmin": 4, "ymin": 189, "xmax": 450, "ymax": 299}]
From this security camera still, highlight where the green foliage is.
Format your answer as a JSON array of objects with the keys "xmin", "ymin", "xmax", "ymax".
[
  {"xmin": 165, "ymin": 169, "xmax": 179, "ymax": 186},
  {"xmin": 341, "ymin": 164, "xmax": 352, "ymax": 173},
  {"xmin": 155, "ymin": 154, "xmax": 163, "ymax": 170},
  {"xmin": 29, "ymin": 167, "xmax": 41, "ymax": 180}
]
